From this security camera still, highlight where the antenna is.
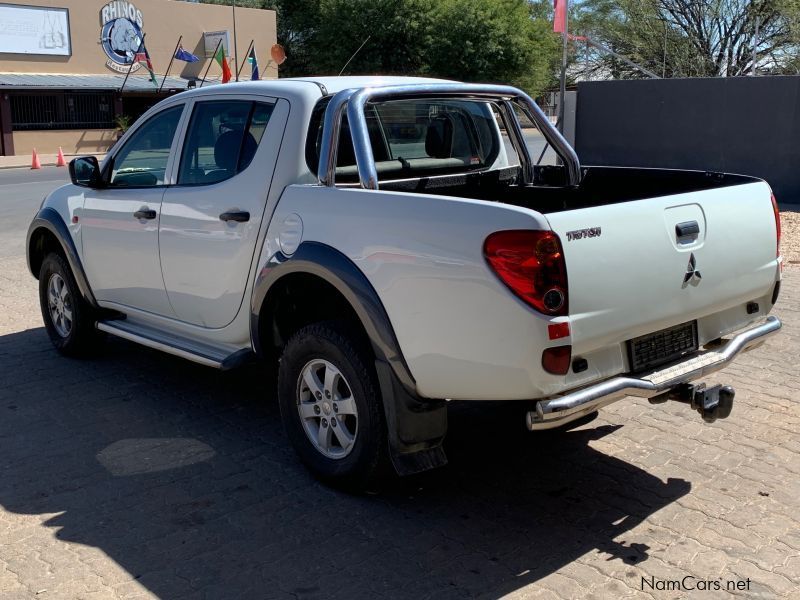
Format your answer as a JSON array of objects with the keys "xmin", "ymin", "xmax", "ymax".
[{"xmin": 338, "ymin": 35, "xmax": 371, "ymax": 76}]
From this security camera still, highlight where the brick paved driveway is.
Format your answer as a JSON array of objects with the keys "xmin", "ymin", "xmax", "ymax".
[{"xmin": 0, "ymin": 252, "xmax": 798, "ymax": 599}]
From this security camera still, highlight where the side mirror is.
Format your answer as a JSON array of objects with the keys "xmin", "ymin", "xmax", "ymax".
[{"xmin": 68, "ymin": 156, "xmax": 103, "ymax": 188}]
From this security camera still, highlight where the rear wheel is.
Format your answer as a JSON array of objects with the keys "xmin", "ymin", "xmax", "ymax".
[
  {"xmin": 38, "ymin": 253, "xmax": 100, "ymax": 356},
  {"xmin": 278, "ymin": 322, "xmax": 387, "ymax": 489}
]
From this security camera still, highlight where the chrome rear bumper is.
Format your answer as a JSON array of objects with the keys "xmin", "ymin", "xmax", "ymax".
[{"xmin": 526, "ymin": 316, "xmax": 782, "ymax": 430}]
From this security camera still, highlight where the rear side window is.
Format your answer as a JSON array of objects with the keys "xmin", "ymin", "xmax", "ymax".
[
  {"xmin": 177, "ymin": 100, "xmax": 274, "ymax": 186},
  {"xmin": 306, "ymin": 97, "xmax": 501, "ymax": 183}
]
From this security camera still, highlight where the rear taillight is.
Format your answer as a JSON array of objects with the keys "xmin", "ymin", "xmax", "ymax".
[
  {"xmin": 483, "ymin": 230, "xmax": 568, "ymax": 316},
  {"xmin": 771, "ymin": 193, "xmax": 781, "ymax": 259}
]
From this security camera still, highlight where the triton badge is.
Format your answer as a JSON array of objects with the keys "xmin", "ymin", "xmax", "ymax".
[
  {"xmin": 566, "ymin": 227, "xmax": 601, "ymax": 241},
  {"xmin": 683, "ymin": 253, "xmax": 702, "ymax": 284}
]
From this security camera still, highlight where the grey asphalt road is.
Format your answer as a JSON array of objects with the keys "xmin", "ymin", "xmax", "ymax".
[{"xmin": 0, "ymin": 167, "xmax": 70, "ymax": 259}]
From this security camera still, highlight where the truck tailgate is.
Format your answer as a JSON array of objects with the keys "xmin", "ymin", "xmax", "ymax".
[{"xmin": 545, "ymin": 181, "xmax": 779, "ymax": 356}]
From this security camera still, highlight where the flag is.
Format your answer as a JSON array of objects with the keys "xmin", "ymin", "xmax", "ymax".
[
  {"xmin": 135, "ymin": 45, "xmax": 158, "ymax": 87},
  {"xmin": 175, "ymin": 46, "xmax": 199, "ymax": 63},
  {"xmin": 554, "ymin": 0, "xmax": 567, "ymax": 33},
  {"xmin": 248, "ymin": 47, "xmax": 259, "ymax": 81},
  {"xmin": 214, "ymin": 44, "xmax": 232, "ymax": 83}
]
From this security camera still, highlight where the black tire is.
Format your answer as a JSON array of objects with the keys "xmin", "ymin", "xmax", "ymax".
[
  {"xmin": 38, "ymin": 252, "xmax": 100, "ymax": 356},
  {"xmin": 277, "ymin": 321, "xmax": 387, "ymax": 490}
]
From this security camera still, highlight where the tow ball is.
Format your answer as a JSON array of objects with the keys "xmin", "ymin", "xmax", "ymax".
[{"xmin": 649, "ymin": 383, "xmax": 735, "ymax": 423}]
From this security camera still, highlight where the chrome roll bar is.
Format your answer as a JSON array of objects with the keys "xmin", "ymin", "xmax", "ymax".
[{"xmin": 317, "ymin": 83, "xmax": 582, "ymax": 190}]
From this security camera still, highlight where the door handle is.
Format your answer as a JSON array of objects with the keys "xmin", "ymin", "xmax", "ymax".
[
  {"xmin": 219, "ymin": 210, "xmax": 250, "ymax": 223},
  {"xmin": 675, "ymin": 220, "xmax": 700, "ymax": 238},
  {"xmin": 133, "ymin": 208, "xmax": 157, "ymax": 220}
]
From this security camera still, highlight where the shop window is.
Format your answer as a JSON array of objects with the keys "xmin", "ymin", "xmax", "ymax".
[{"xmin": 10, "ymin": 92, "xmax": 116, "ymax": 131}]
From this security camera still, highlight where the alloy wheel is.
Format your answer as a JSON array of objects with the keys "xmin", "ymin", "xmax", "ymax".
[
  {"xmin": 296, "ymin": 359, "xmax": 359, "ymax": 459},
  {"xmin": 47, "ymin": 273, "xmax": 73, "ymax": 338}
]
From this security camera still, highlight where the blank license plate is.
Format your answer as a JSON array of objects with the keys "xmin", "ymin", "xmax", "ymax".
[{"xmin": 628, "ymin": 321, "xmax": 698, "ymax": 373}]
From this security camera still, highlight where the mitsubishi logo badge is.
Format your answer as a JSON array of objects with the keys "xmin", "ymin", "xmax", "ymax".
[{"xmin": 683, "ymin": 253, "xmax": 702, "ymax": 285}]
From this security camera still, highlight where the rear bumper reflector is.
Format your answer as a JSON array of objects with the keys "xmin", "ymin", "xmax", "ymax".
[
  {"xmin": 548, "ymin": 322, "xmax": 570, "ymax": 340},
  {"xmin": 542, "ymin": 345, "xmax": 571, "ymax": 375}
]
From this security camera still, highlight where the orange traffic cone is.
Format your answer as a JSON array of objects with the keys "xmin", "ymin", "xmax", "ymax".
[
  {"xmin": 56, "ymin": 147, "xmax": 66, "ymax": 167},
  {"xmin": 31, "ymin": 148, "xmax": 41, "ymax": 170}
]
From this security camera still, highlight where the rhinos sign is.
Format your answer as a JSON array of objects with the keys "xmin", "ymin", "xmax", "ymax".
[{"xmin": 100, "ymin": 1, "xmax": 144, "ymax": 73}]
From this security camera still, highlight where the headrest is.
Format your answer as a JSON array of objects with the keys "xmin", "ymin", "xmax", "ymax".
[
  {"xmin": 425, "ymin": 114, "xmax": 454, "ymax": 159},
  {"xmin": 214, "ymin": 130, "xmax": 257, "ymax": 172}
]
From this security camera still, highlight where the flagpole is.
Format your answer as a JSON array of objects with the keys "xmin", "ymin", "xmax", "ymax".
[
  {"xmin": 120, "ymin": 33, "xmax": 145, "ymax": 93},
  {"xmin": 236, "ymin": 39, "xmax": 253, "ymax": 80},
  {"xmin": 558, "ymin": 1, "xmax": 568, "ymax": 134},
  {"xmin": 232, "ymin": 0, "xmax": 239, "ymax": 81},
  {"xmin": 200, "ymin": 38, "xmax": 222, "ymax": 88},
  {"xmin": 159, "ymin": 35, "xmax": 182, "ymax": 93}
]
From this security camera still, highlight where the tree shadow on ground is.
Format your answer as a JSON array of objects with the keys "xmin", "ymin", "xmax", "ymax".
[{"xmin": 0, "ymin": 328, "xmax": 690, "ymax": 599}]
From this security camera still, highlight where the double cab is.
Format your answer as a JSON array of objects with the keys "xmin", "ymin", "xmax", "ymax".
[{"xmin": 27, "ymin": 76, "xmax": 782, "ymax": 487}]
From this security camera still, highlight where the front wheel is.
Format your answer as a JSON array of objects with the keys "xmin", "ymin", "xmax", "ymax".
[
  {"xmin": 38, "ymin": 253, "xmax": 100, "ymax": 356},
  {"xmin": 277, "ymin": 322, "xmax": 387, "ymax": 489}
]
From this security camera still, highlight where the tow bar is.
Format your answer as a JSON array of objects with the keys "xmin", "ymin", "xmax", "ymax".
[
  {"xmin": 650, "ymin": 383, "xmax": 735, "ymax": 423},
  {"xmin": 527, "ymin": 317, "xmax": 779, "ymax": 431}
]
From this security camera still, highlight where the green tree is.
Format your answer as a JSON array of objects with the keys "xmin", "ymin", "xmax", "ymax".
[
  {"xmin": 312, "ymin": 0, "xmax": 436, "ymax": 75},
  {"xmin": 201, "ymin": 0, "xmax": 562, "ymax": 95},
  {"xmin": 573, "ymin": 0, "xmax": 800, "ymax": 78},
  {"xmin": 427, "ymin": 0, "xmax": 559, "ymax": 92},
  {"xmin": 265, "ymin": 0, "xmax": 323, "ymax": 77}
]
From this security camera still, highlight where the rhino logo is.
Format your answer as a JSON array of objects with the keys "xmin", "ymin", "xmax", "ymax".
[
  {"xmin": 99, "ymin": 1, "xmax": 145, "ymax": 70},
  {"xmin": 108, "ymin": 18, "xmax": 141, "ymax": 62}
]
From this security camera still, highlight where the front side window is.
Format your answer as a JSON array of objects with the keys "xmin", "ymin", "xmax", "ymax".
[
  {"xmin": 110, "ymin": 105, "xmax": 183, "ymax": 187},
  {"xmin": 177, "ymin": 100, "xmax": 274, "ymax": 186}
]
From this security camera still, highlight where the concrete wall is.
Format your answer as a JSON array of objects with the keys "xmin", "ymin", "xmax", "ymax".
[
  {"xmin": 575, "ymin": 76, "xmax": 800, "ymax": 202},
  {"xmin": 0, "ymin": 0, "xmax": 278, "ymax": 81},
  {"xmin": 13, "ymin": 129, "xmax": 117, "ymax": 156}
]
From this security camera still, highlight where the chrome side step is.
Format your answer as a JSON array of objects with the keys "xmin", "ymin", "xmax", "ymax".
[{"xmin": 96, "ymin": 320, "xmax": 254, "ymax": 370}]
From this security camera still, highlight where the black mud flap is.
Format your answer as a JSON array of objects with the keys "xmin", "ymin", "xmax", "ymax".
[{"xmin": 375, "ymin": 360, "xmax": 448, "ymax": 476}]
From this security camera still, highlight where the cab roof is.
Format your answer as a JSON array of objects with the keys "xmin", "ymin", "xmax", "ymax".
[
  {"xmin": 178, "ymin": 75, "xmax": 454, "ymax": 104},
  {"xmin": 279, "ymin": 75, "xmax": 453, "ymax": 94}
]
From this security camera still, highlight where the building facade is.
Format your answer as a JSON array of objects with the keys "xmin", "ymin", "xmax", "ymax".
[{"xmin": 0, "ymin": 0, "xmax": 277, "ymax": 156}]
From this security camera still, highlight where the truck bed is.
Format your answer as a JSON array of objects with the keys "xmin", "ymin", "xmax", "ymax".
[
  {"xmin": 379, "ymin": 163, "xmax": 779, "ymax": 393},
  {"xmin": 380, "ymin": 165, "xmax": 760, "ymax": 213}
]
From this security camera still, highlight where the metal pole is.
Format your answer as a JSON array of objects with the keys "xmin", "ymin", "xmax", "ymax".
[
  {"xmin": 120, "ymin": 33, "xmax": 145, "ymax": 93},
  {"xmin": 159, "ymin": 35, "xmax": 182, "ymax": 93},
  {"xmin": 558, "ymin": 1, "xmax": 568, "ymax": 134},
  {"xmin": 200, "ymin": 38, "xmax": 222, "ymax": 88},
  {"xmin": 663, "ymin": 21, "xmax": 667, "ymax": 77},
  {"xmin": 232, "ymin": 0, "xmax": 239, "ymax": 81},
  {"xmin": 752, "ymin": 15, "xmax": 760, "ymax": 75},
  {"xmin": 237, "ymin": 39, "xmax": 253, "ymax": 80}
]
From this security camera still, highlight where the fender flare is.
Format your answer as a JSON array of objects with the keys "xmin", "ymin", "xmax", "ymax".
[
  {"xmin": 26, "ymin": 207, "xmax": 99, "ymax": 308},
  {"xmin": 250, "ymin": 241, "xmax": 447, "ymax": 475}
]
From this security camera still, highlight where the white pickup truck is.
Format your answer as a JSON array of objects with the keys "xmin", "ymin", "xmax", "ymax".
[{"xmin": 27, "ymin": 76, "xmax": 782, "ymax": 487}]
